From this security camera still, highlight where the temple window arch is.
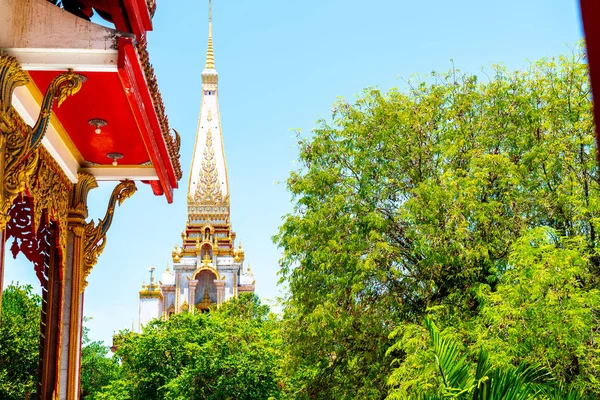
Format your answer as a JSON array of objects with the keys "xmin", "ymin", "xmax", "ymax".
[
  {"xmin": 180, "ymin": 301, "xmax": 189, "ymax": 313},
  {"xmin": 194, "ymin": 270, "xmax": 218, "ymax": 311},
  {"xmin": 201, "ymin": 243, "xmax": 213, "ymax": 259}
]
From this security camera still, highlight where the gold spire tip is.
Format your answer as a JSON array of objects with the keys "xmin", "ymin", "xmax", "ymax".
[{"xmin": 205, "ymin": 0, "xmax": 215, "ymax": 69}]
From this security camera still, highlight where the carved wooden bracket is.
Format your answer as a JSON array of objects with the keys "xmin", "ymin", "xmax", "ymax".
[
  {"xmin": 0, "ymin": 55, "xmax": 85, "ymax": 230},
  {"xmin": 81, "ymin": 180, "xmax": 137, "ymax": 288}
]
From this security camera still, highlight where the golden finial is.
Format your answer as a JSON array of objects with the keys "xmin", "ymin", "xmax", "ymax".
[
  {"xmin": 205, "ymin": 0, "xmax": 215, "ymax": 69},
  {"xmin": 148, "ymin": 266, "xmax": 156, "ymax": 289},
  {"xmin": 172, "ymin": 245, "xmax": 182, "ymax": 263}
]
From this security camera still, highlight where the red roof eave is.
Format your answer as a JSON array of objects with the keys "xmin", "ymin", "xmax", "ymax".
[
  {"xmin": 122, "ymin": 0, "xmax": 153, "ymax": 39},
  {"xmin": 117, "ymin": 37, "xmax": 176, "ymax": 203}
]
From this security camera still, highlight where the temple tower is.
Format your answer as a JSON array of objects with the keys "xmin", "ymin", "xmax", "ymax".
[{"xmin": 139, "ymin": 0, "xmax": 255, "ymax": 327}]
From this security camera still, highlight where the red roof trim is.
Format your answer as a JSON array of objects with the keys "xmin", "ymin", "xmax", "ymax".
[
  {"xmin": 122, "ymin": 0, "xmax": 153, "ymax": 38},
  {"xmin": 117, "ymin": 37, "xmax": 175, "ymax": 203}
]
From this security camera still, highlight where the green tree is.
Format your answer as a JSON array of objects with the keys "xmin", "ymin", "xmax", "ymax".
[
  {"xmin": 80, "ymin": 319, "xmax": 121, "ymax": 399},
  {"xmin": 106, "ymin": 293, "xmax": 282, "ymax": 400},
  {"xmin": 408, "ymin": 317, "xmax": 556, "ymax": 400},
  {"xmin": 275, "ymin": 46, "xmax": 597, "ymax": 398},
  {"xmin": 475, "ymin": 228, "xmax": 600, "ymax": 392},
  {"xmin": 0, "ymin": 284, "xmax": 41, "ymax": 400}
]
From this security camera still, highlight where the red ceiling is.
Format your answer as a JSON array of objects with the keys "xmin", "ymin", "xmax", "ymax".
[{"xmin": 29, "ymin": 70, "xmax": 151, "ymax": 166}]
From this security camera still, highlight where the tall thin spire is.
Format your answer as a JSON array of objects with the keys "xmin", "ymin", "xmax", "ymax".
[{"xmin": 205, "ymin": 0, "xmax": 215, "ymax": 69}]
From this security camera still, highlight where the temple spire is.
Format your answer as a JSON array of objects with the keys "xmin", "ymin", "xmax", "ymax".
[
  {"xmin": 205, "ymin": 0, "xmax": 215, "ymax": 69},
  {"xmin": 188, "ymin": 0, "xmax": 228, "ymax": 212}
]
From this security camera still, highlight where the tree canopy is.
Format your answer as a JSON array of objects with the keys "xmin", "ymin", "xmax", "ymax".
[
  {"xmin": 0, "ymin": 284, "xmax": 41, "ymax": 400},
  {"xmin": 91, "ymin": 293, "xmax": 282, "ymax": 400},
  {"xmin": 275, "ymin": 46, "xmax": 598, "ymax": 398},
  {"xmin": 2, "ymin": 46, "xmax": 597, "ymax": 400}
]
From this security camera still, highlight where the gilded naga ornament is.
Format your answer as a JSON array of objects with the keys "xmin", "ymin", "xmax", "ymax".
[
  {"xmin": 0, "ymin": 55, "xmax": 85, "ymax": 229},
  {"xmin": 82, "ymin": 180, "xmax": 137, "ymax": 287}
]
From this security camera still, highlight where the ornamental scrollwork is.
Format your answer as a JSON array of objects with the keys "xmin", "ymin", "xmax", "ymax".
[
  {"xmin": 173, "ymin": 128, "xmax": 181, "ymax": 158},
  {"xmin": 5, "ymin": 197, "xmax": 53, "ymax": 286},
  {"xmin": 146, "ymin": 0, "xmax": 157, "ymax": 17},
  {"xmin": 4, "ymin": 148, "xmax": 74, "ymax": 275},
  {"xmin": 29, "ymin": 148, "xmax": 73, "ymax": 269},
  {"xmin": 82, "ymin": 180, "xmax": 137, "ymax": 288},
  {"xmin": 192, "ymin": 127, "xmax": 226, "ymax": 205},
  {"xmin": 0, "ymin": 56, "xmax": 29, "ymax": 127},
  {"xmin": 0, "ymin": 55, "xmax": 85, "ymax": 230}
]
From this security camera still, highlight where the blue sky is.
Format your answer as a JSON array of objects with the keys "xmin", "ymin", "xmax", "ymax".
[{"xmin": 4, "ymin": 0, "xmax": 584, "ymax": 344}]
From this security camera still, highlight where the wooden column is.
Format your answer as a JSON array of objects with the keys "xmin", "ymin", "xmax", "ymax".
[
  {"xmin": 57, "ymin": 177, "xmax": 135, "ymax": 399},
  {"xmin": 39, "ymin": 224, "xmax": 63, "ymax": 400},
  {"xmin": 58, "ymin": 173, "xmax": 97, "ymax": 400},
  {"xmin": 0, "ymin": 56, "xmax": 85, "ymax": 400}
]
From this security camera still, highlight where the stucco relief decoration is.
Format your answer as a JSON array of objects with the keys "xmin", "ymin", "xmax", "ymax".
[{"xmin": 194, "ymin": 127, "xmax": 224, "ymax": 204}]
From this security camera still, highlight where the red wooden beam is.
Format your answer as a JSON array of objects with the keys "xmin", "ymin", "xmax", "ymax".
[
  {"xmin": 89, "ymin": 0, "xmax": 152, "ymax": 38},
  {"xmin": 122, "ymin": 0, "xmax": 153, "ymax": 39},
  {"xmin": 117, "ymin": 38, "xmax": 175, "ymax": 203}
]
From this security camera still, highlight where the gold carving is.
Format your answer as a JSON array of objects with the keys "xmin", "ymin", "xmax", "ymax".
[
  {"xmin": 233, "ymin": 243, "xmax": 244, "ymax": 263},
  {"xmin": 139, "ymin": 290, "xmax": 163, "ymax": 299},
  {"xmin": 82, "ymin": 180, "xmax": 136, "ymax": 288},
  {"xmin": 172, "ymin": 244, "xmax": 182, "ymax": 262},
  {"xmin": 173, "ymin": 128, "xmax": 181, "ymax": 158},
  {"xmin": 69, "ymin": 173, "xmax": 98, "ymax": 224},
  {"xmin": 192, "ymin": 127, "xmax": 226, "ymax": 204},
  {"xmin": 0, "ymin": 56, "xmax": 84, "ymax": 230},
  {"xmin": 29, "ymin": 148, "xmax": 73, "ymax": 268},
  {"xmin": 0, "ymin": 56, "xmax": 29, "ymax": 129},
  {"xmin": 197, "ymin": 290, "xmax": 213, "ymax": 311}
]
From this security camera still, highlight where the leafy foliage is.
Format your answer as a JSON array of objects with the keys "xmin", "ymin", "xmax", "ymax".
[
  {"xmin": 100, "ymin": 293, "xmax": 282, "ymax": 400},
  {"xmin": 1, "ymin": 46, "xmax": 596, "ymax": 400},
  {"xmin": 474, "ymin": 228, "xmax": 600, "ymax": 392},
  {"xmin": 80, "ymin": 319, "xmax": 121, "ymax": 398},
  {"xmin": 275, "ymin": 46, "xmax": 598, "ymax": 398},
  {"xmin": 413, "ymin": 317, "xmax": 555, "ymax": 400},
  {"xmin": 0, "ymin": 284, "xmax": 41, "ymax": 400}
]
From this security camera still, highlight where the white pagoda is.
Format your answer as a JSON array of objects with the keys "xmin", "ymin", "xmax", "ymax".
[{"xmin": 139, "ymin": 0, "xmax": 255, "ymax": 327}]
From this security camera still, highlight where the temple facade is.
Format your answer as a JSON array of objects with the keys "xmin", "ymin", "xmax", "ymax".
[
  {"xmin": 0, "ymin": 0, "xmax": 182, "ymax": 397},
  {"xmin": 139, "ymin": 0, "xmax": 255, "ymax": 326}
]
